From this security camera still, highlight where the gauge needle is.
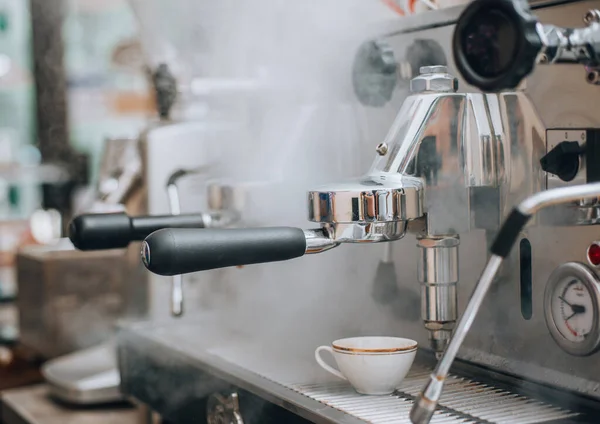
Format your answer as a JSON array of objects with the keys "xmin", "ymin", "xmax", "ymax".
[
  {"xmin": 565, "ymin": 311, "xmax": 577, "ymax": 321},
  {"xmin": 559, "ymin": 295, "xmax": 573, "ymax": 307}
]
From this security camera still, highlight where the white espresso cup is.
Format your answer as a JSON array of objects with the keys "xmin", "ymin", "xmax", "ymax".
[{"xmin": 315, "ymin": 336, "xmax": 417, "ymax": 395}]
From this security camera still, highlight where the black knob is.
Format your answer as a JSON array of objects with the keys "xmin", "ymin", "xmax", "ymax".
[
  {"xmin": 142, "ymin": 227, "xmax": 307, "ymax": 276},
  {"xmin": 453, "ymin": 0, "xmax": 543, "ymax": 91},
  {"xmin": 152, "ymin": 63, "xmax": 177, "ymax": 119},
  {"xmin": 69, "ymin": 212, "xmax": 207, "ymax": 251},
  {"xmin": 352, "ymin": 40, "xmax": 398, "ymax": 107},
  {"xmin": 540, "ymin": 141, "xmax": 584, "ymax": 182}
]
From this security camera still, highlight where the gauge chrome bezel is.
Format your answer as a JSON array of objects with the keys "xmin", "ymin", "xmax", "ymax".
[{"xmin": 544, "ymin": 262, "xmax": 600, "ymax": 356}]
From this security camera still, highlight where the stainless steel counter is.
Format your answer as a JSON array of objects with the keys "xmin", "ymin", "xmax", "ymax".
[{"xmin": 117, "ymin": 318, "xmax": 600, "ymax": 423}]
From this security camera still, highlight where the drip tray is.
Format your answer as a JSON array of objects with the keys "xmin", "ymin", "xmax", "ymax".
[
  {"xmin": 117, "ymin": 321, "xmax": 594, "ymax": 424},
  {"xmin": 210, "ymin": 350, "xmax": 579, "ymax": 424},
  {"xmin": 289, "ymin": 368, "xmax": 578, "ymax": 423}
]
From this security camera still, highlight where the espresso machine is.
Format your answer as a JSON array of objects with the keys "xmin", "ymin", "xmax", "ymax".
[{"xmin": 107, "ymin": 0, "xmax": 600, "ymax": 423}]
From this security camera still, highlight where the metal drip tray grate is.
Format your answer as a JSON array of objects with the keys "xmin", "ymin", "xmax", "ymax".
[
  {"xmin": 287, "ymin": 365, "xmax": 580, "ymax": 424},
  {"xmin": 290, "ymin": 381, "xmax": 471, "ymax": 423}
]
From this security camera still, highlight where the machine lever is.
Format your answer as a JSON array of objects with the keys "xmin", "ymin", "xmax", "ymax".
[{"xmin": 69, "ymin": 212, "xmax": 207, "ymax": 251}]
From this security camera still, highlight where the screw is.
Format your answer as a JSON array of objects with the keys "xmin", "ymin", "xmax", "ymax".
[
  {"xmin": 586, "ymin": 69, "xmax": 600, "ymax": 85},
  {"xmin": 376, "ymin": 142, "xmax": 388, "ymax": 156},
  {"xmin": 584, "ymin": 9, "xmax": 600, "ymax": 25}
]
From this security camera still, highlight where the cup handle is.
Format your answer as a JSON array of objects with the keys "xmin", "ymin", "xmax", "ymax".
[{"xmin": 315, "ymin": 346, "xmax": 346, "ymax": 380}]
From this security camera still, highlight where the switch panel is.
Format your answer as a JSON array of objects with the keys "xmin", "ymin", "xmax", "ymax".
[{"xmin": 545, "ymin": 129, "xmax": 600, "ymax": 190}]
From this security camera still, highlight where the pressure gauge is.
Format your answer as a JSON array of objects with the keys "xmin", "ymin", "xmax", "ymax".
[{"xmin": 544, "ymin": 262, "xmax": 600, "ymax": 356}]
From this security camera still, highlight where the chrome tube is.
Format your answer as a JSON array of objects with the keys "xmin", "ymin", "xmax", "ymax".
[
  {"xmin": 303, "ymin": 229, "xmax": 339, "ymax": 254},
  {"xmin": 418, "ymin": 236, "xmax": 460, "ymax": 356},
  {"xmin": 166, "ymin": 184, "xmax": 181, "ymax": 216},
  {"xmin": 166, "ymin": 169, "xmax": 197, "ymax": 318},
  {"xmin": 167, "ymin": 177, "xmax": 185, "ymax": 317},
  {"xmin": 410, "ymin": 255, "xmax": 503, "ymax": 424},
  {"xmin": 518, "ymin": 183, "xmax": 600, "ymax": 215},
  {"xmin": 171, "ymin": 275, "xmax": 184, "ymax": 316}
]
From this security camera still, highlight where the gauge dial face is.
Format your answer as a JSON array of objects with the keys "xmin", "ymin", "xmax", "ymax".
[
  {"xmin": 550, "ymin": 278, "xmax": 594, "ymax": 343},
  {"xmin": 545, "ymin": 262, "xmax": 600, "ymax": 356}
]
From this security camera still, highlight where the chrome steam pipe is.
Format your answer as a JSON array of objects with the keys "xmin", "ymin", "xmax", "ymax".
[{"xmin": 418, "ymin": 235, "xmax": 460, "ymax": 357}]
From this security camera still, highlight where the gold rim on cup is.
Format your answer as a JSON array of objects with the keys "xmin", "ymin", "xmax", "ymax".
[{"xmin": 331, "ymin": 342, "xmax": 418, "ymax": 354}]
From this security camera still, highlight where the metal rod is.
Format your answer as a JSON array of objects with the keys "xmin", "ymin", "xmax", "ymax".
[
  {"xmin": 518, "ymin": 182, "xmax": 600, "ymax": 215},
  {"xmin": 437, "ymin": 256, "xmax": 502, "ymax": 377},
  {"xmin": 409, "ymin": 256, "xmax": 504, "ymax": 424},
  {"xmin": 383, "ymin": 242, "xmax": 393, "ymax": 263},
  {"xmin": 167, "ymin": 184, "xmax": 181, "ymax": 216},
  {"xmin": 166, "ymin": 173, "xmax": 185, "ymax": 317},
  {"xmin": 171, "ymin": 274, "xmax": 184, "ymax": 316}
]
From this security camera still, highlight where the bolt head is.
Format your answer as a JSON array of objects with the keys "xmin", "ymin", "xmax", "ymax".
[
  {"xmin": 410, "ymin": 70, "xmax": 458, "ymax": 93},
  {"xmin": 587, "ymin": 70, "xmax": 600, "ymax": 85},
  {"xmin": 376, "ymin": 142, "xmax": 388, "ymax": 156}
]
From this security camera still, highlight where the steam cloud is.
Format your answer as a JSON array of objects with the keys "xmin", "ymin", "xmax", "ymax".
[{"xmin": 124, "ymin": 0, "xmax": 429, "ymax": 396}]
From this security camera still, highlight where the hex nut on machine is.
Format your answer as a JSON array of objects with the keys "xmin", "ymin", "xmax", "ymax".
[{"xmin": 410, "ymin": 65, "xmax": 458, "ymax": 93}]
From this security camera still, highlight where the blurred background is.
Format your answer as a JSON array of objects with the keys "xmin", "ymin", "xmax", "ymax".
[{"xmin": 0, "ymin": 0, "xmax": 150, "ymax": 392}]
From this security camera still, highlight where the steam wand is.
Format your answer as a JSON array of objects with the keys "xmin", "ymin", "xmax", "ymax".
[{"xmin": 409, "ymin": 182, "xmax": 600, "ymax": 424}]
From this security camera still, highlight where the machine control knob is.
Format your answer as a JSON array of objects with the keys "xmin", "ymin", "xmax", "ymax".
[
  {"xmin": 453, "ymin": 0, "xmax": 543, "ymax": 91},
  {"xmin": 352, "ymin": 40, "xmax": 398, "ymax": 107},
  {"xmin": 540, "ymin": 141, "xmax": 584, "ymax": 182}
]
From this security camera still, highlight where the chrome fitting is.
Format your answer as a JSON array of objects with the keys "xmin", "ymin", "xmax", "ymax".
[
  {"xmin": 418, "ymin": 235, "xmax": 460, "ymax": 354},
  {"xmin": 410, "ymin": 66, "xmax": 458, "ymax": 93},
  {"xmin": 410, "ymin": 375, "xmax": 445, "ymax": 424}
]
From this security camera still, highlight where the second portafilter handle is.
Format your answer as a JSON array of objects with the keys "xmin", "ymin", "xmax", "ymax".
[{"xmin": 69, "ymin": 212, "xmax": 208, "ymax": 251}]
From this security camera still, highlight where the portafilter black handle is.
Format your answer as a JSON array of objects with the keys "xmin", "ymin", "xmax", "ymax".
[
  {"xmin": 141, "ymin": 227, "xmax": 308, "ymax": 276},
  {"xmin": 69, "ymin": 212, "xmax": 207, "ymax": 251}
]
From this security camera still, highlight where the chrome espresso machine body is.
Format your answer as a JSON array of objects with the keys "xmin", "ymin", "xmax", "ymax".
[{"xmin": 114, "ymin": 0, "xmax": 600, "ymax": 423}]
